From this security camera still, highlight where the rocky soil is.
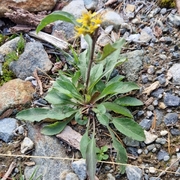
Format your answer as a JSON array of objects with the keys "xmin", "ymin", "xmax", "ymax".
[{"xmin": 0, "ymin": 0, "xmax": 180, "ymax": 180}]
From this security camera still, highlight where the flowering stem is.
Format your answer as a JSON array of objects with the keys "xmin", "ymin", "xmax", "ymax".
[{"xmin": 85, "ymin": 29, "xmax": 99, "ymax": 95}]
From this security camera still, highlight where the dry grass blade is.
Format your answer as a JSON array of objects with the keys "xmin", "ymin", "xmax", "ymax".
[{"xmin": 1, "ymin": 161, "xmax": 16, "ymax": 180}]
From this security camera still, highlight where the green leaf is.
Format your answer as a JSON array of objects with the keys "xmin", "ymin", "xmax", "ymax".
[
  {"xmin": 86, "ymin": 136, "xmax": 96, "ymax": 180},
  {"xmin": 78, "ymin": 49, "xmax": 88, "ymax": 82},
  {"xmin": 112, "ymin": 118, "xmax": 145, "ymax": 141},
  {"xmin": 36, "ymin": 11, "xmax": 78, "ymax": 33},
  {"xmin": 75, "ymin": 110, "xmax": 88, "ymax": 125},
  {"xmin": 98, "ymin": 81, "xmax": 140, "ymax": 101},
  {"xmin": 102, "ymin": 102, "xmax": 133, "ymax": 118},
  {"xmin": 16, "ymin": 108, "xmax": 51, "ymax": 122},
  {"xmin": 89, "ymin": 63, "xmax": 103, "ymax": 90},
  {"xmin": 96, "ymin": 114, "xmax": 109, "ymax": 126},
  {"xmin": 41, "ymin": 120, "xmax": 71, "ymax": 135},
  {"xmin": 45, "ymin": 89, "xmax": 73, "ymax": 105},
  {"xmin": 96, "ymin": 43, "xmax": 117, "ymax": 62},
  {"xmin": 115, "ymin": 96, "xmax": 143, "ymax": 106},
  {"xmin": 16, "ymin": 106, "xmax": 77, "ymax": 122},
  {"xmin": 80, "ymin": 129, "xmax": 90, "ymax": 158},
  {"xmin": 112, "ymin": 136, "xmax": 127, "ymax": 173},
  {"xmin": 107, "ymin": 127, "xmax": 127, "ymax": 174},
  {"xmin": 103, "ymin": 38, "xmax": 126, "ymax": 80}
]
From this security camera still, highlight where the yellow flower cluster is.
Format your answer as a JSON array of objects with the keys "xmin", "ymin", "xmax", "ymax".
[{"xmin": 75, "ymin": 11, "xmax": 102, "ymax": 37}]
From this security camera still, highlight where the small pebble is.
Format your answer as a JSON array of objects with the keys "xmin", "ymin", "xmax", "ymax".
[
  {"xmin": 156, "ymin": 138, "xmax": 166, "ymax": 145},
  {"xmin": 163, "ymin": 155, "xmax": 170, "ymax": 161},
  {"xmin": 160, "ymin": 130, "xmax": 168, "ymax": 136},
  {"xmin": 149, "ymin": 167, "xmax": 156, "ymax": 174}
]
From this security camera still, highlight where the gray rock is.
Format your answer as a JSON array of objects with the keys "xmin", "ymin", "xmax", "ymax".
[
  {"xmin": 141, "ymin": 74, "xmax": 148, "ymax": 84},
  {"xmin": 160, "ymin": 8, "xmax": 167, "ymax": 14},
  {"xmin": 52, "ymin": 0, "xmax": 86, "ymax": 40},
  {"xmin": 101, "ymin": 9, "xmax": 125, "ymax": 30},
  {"xmin": 126, "ymin": 166, "xmax": 143, "ymax": 180},
  {"xmin": 107, "ymin": 173, "xmax": 115, "ymax": 180},
  {"xmin": 170, "ymin": 128, "xmax": 180, "ymax": 136},
  {"xmin": 0, "ymin": 37, "xmax": 20, "ymax": 55},
  {"xmin": 154, "ymin": 109, "xmax": 164, "ymax": 125},
  {"xmin": 151, "ymin": 88, "xmax": 164, "ymax": 98},
  {"xmin": 139, "ymin": 119, "xmax": 152, "ymax": 130},
  {"xmin": 83, "ymin": 0, "xmax": 98, "ymax": 10},
  {"xmin": 167, "ymin": 14, "xmax": 180, "ymax": 27},
  {"xmin": 175, "ymin": 167, "xmax": 180, "ymax": 177},
  {"xmin": 155, "ymin": 138, "xmax": 166, "ymax": 145},
  {"xmin": 164, "ymin": 113, "xmax": 179, "ymax": 126},
  {"xmin": 127, "ymin": 147, "xmax": 138, "ymax": 157},
  {"xmin": 172, "ymin": 52, "xmax": 180, "ymax": 59},
  {"xmin": 0, "ymin": 118, "xmax": 17, "ymax": 142},
  {"xmin": 126, "ymin": 34, "xmax": 140, "ymax": 43},
  {"xmin": 147, "ymin": 144, "xmax": 156, "ymax": 151},
  {"xmin": 164, "ymin": 93, "xmax": 180, "ymax": 107},
  {"xmin": 122, "ymin": 50, "xmax": 144, "ymax": 81},
  {"xmin": 157, "ymin": 150, "xmax": 169, "ymax": 161},
  {"xmin": 163, "ymin": 155, "xmax": 170, "ymax": 161},
  {"xmin": 71, "ymin": 159, "xmax": 87, "ymax": 180},
  {"xmin": 123, "ymin": 137, "xmax": 140, "ymax": 147},
  {"xmin": 157, "ymin": 74, "xmax": 166, "ymax": 85},
  {"xmin": 168, "ymin": 63, "xmax": 180, "ymax": 83},
  {"xmin": 139, "ymin": 27, "xmax": 154, "ymax": 43},
  {"xmin": 24, "ymin": 123, "xmax": 71, "ymax": 180},
  {"xmin": 10, "ymin": 41, "xmax": 52, "ymax": 80}
]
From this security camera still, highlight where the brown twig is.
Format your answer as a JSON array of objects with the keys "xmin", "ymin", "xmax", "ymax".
[
  {"xmin": 1, "ymin": 161, "xmax": 16, "ymax": 180},
  {"xmin": 33, "ymin": 69, "xmax": 43, "ymax": 95}
]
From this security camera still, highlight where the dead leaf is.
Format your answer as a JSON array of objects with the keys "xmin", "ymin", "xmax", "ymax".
[
  {"xmin": 142, "ymin": 81, "xmax": 160, "ymax": 95},
  {"xmin": 126, "ymin": 4, "xmax": 136, "ymax": 13},
  {"xmin": 153, "ymin": 25, "xmax": 162, "ymax": 38}
]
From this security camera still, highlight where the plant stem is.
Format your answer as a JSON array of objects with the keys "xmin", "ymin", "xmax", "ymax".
[{"xmin": 85, "ymin": 29, "xmax": 99, "ymax": 95}]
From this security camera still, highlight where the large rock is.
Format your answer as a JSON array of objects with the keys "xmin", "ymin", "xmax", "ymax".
[
  {"xmin": 0, "ymin": 79, "xmax": 35, "ymax": 116},
  {"xmin": 10, "ymin": 41, "xmax": 52, "ymax": 79},
  {"xmin": 0, "ymin": 0, "xmax": 57, "ymax": 17},
  {"xmin": 24, "ymin": 123, "xmax": 71, "ymax": 180}
]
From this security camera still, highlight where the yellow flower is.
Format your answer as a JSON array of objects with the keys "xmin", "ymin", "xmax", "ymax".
[{"xmin": 75, "ymin": 11, "xmax": 102, "ymax": 36}]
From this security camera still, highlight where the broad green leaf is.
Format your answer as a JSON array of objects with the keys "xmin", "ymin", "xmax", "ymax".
[
  {"xmin": 96, "ymin": 104, "xmax": 106, "ymax": 114},
  {"xmin": 106, "ymin": 75, "xmax": 125, "ymax": 86},
  {"xmin": 103, "ymin": 38, "xmax": 126, "ymax": 80},
  {"xmin": 102, "ymin": 102, "xmax": 133, "ymax": 118},
  {"xmin": 17, "ymin": 106, "xmax": 77, "ymax": 122},
  {"xmin": 45, "ymin": 89, "xmax": 74, "ymax": 105},
  {"xmin": 86, "ymin": 136, "xmax": 96, "ymax": 180},
  {"xmin": 96, "ymin": 43, "xmax": 117, "ymax": 62},
  {"xmin": 98, "ymin": 81, "xmax": 140, "ymax": 101},
  {"xmin": 89, "ymin": 63, "xmax": 103, "ymax": 90},
  {"xmin": 96, "ymin": 114, "xmax": 109, "ymax": 126},
  {"xmin": 80, "ymin": 129, "xmax": 90, "ymax": 158},
  {"xmin": 112, "ymin": 118, "xmax": 145, "ymax": 141},
  {"xmin": 108, "ymin": 127, "xmax": 127, "ymax": 174},
  {"xmin": 16, "ymin": 108, "xmax": 51, "ymax": 122},
  {"xmin": 41, "ymin": 120, "xmax": 71, "ymax": 135},
  {"xmin": 115, "ymin": 96, "xmax": 143, "ymax": 106},
  {"xmin": 36, "ymin": 11, "xmax": 78, "ymax": 33}
]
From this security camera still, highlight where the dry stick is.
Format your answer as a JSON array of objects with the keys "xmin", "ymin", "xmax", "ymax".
[
  {"xmin": 33, "ymin": 69, "xmax": 43, "ymax": 95},
  {"xmin": 1, "ymin": 161, "xmax": 16, "ymax": 180},
  {"xmin": 157, "ymin": 156, "xmax": 180, "ymax": 179},
  {"xmin": 0, "ymin": 153, "xmax": 180, "ymax": 176}
]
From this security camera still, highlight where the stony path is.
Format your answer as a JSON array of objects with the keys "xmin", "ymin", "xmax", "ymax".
[{"xmin": 0, "ymin": 0, "xmax": 180, "ymax": 179}]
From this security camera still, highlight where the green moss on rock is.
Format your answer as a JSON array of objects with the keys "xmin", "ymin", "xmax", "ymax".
[{"xmin": 157, "ymin": 0, "xmax": 176, "ymax": 8}]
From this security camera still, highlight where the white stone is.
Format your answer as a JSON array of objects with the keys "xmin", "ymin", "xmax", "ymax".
[
  {"xmin": 144, "ymin": 130, "xmax": 158, "ymax": 144},
  {"xmin": 21, "ymin": 137, "xmax": 34, "ymax": 154},
  {"xmin": 160, "ymin": 130, "xmax": 168, "ymax": 136},
  {"xmin": 149, "ymin": 167, "xmax": 156, "ymax": 174}
]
